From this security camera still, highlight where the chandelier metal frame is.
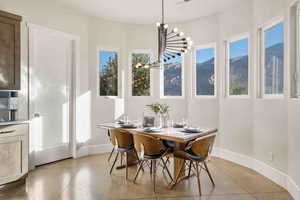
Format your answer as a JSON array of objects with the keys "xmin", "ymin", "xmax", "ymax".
[{"xmin": 136, "ymin": 0, "xmax": 193, "ymax": 69}]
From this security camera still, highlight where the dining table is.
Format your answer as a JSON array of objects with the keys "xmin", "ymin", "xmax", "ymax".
[{"xmin": 97, "ymin": 122, "xmax": 218, "ymax": 186}]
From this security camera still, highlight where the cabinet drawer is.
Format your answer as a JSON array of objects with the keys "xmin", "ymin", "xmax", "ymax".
[
  {"xmin": 0, "ymin": 123, "xmax": 28, "ymax": 185},
  {"xmin": 0, "ymin": 124, "xmax": 28, "ymax": 137},
  {"xmin": 0, "ymin": 138, "xmax": 22, "ymax": 178}
]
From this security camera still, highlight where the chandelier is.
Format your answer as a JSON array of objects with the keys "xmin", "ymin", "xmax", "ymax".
[{"xmin": 136, "ymin": 0, "xmax": 193, "ymax": 69}]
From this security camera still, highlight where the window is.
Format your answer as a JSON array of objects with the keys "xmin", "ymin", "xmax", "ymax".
[
  {"xmin": 195, "ymin": 45, "xmax": 216, "ymax": 96},
  {"xmin": 99, "ymin": 50, "xmax": 118, "ymax": 96},
  {"xmin": 227, "ymin": 37, "xmax": 249, "ymax": 96},
  {"xmin": 131, "ymin": 53, "xmax": 151, "ymax": 96},
  {"xmin": 162, "ymin": 56, "xmax": 183, "ymax": 97},
  {"xmin": 262, "ymin": 22, "xmax": 284, "ymax": 96}
]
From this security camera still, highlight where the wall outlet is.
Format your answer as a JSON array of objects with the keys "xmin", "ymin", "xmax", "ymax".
[{"xmin": 268, "ymin": 152, "xmax": 274, "ymax": 162}]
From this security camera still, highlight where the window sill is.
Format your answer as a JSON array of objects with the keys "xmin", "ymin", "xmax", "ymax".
[
  {"xmin": 160, "ymin": 96, "xmax": 185, "ymax": 100},
  {"xmin": 226, "ymin": 95, "xmax": 250, "ymax": 99}
]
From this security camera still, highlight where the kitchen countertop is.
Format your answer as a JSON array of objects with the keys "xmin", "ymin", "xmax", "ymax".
[{"xmin": 0, "ymin": 120, "xmax": 29, "ymax": 126}]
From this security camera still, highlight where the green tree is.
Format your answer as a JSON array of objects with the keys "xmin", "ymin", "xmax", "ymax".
[
  {"xmin": 100, "ymin": 54, "xmax": 118, "ymax": 96},
  {"xmin": 132, "ymin": 53, "xmax": 150, "ymax": 96}
]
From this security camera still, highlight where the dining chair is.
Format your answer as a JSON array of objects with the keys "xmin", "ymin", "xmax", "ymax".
[
  {"xmin": 171, "ymin": 133, "xmax": 216, "ymax": 195},
  {"xmin": 107, "ymin": 129, "xmax": 116, "ymax": 162},
  {"xmin": 109, "ymin": 128, "xmax": 140, "ymax": 180},
  {"xmin": 133, "ymin": 134, "xmax": 173, "ymax": 193}
]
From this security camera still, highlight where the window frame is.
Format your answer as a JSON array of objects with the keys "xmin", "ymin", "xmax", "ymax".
[
  {"xmin": 193, "ymin": 43, "xmax": 217, "ymax": 99},
  {"xmin": 259, "ymin": 18, "xmax": 285, "ymax": 99},
  {"xmin": 160, "ymin": 55, "xmax": 185, "ymax": 99},
  {"xmin": 97, "ymin": 47, "xmax": 121, "ymax": 99},
  {"xmin": 225, "ymin": 33, "xmax": 250, "ymax": 98},
  {"xmin": 296, "ymin": 4, "xmax": 300, "ymax": 98},
  {"xmin": 128, "ymin": 49, "xmax": 154, "ymax": 98}
]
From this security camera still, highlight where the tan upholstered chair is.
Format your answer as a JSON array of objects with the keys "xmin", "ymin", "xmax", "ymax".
[
  {"xmin": 109, "ymin": 128, "xmax": 139, "ymax": 180},
  {"xmin": 171, "ymin": 133, "xmax": 216, "ymax": 195},
  {"xmin": 133, "ymin": 134, "xmax": 173, "ymax": 193}
]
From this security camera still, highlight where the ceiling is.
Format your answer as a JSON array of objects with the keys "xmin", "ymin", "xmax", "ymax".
[{"xmin": 57, "ymin": 0, "xmax": 244, "ymax": 24}]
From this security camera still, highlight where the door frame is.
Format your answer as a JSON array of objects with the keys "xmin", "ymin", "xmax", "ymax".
[{"xmin": 27, "ymin": 23, "xmax": 80, "ymax": 168}]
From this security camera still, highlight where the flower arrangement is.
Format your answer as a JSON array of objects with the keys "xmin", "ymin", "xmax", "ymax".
[{"xmin": 147, "ymin": 103, "xmax": 170, "ymax": 115}]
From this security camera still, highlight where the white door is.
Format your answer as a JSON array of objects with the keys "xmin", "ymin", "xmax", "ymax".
[{"xmin": 29, "ymin": 25, "xmax": 76, "ymax": 166}]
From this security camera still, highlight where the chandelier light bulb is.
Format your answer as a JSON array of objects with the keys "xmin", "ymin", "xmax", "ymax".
[
  {"xmin": 135, "ymin": 63, "xmax": 142, "ymax": 68},
  {"xmin": 178, "ymin": 32, "xmax": 184, "ymax": 37},
  {"xmin": 144, "ymin": 65, "xmax": 150, "ymax": 69},
  {"xmin": 156, "ymin": 22, "xmax": 161, "ymax": 27},
  {"xmin": 173, "ymin": 28, "xmax": 178, "ymax": 33},
  {"xmin": 164, "ymin": 24, "xmax": 168, "ymax": 29},
  {"xmin": 188, "ymin": 41, "xmax": 193, "ymax": 46},
  {"xmin": 186, "ymin": 37, "xmax": 191, "ymax": 41}
]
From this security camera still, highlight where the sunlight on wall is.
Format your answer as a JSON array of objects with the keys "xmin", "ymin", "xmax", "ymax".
[
  {"xmin": 62, "ymin": 101, "xmax": 70, "ymax": 144},
  {"xmin": 114, "ymin": 98, "xmax": 124, "ymax": 120},
  {"xmin": 76, "ymin": 91, "xmax": 91, "ymax": 144},
  {"xmin": 30, "ymin": 116, "xmax": 43, "ymax": 152}
]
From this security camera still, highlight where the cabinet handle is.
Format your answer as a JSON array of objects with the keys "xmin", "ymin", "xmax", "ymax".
[{"xmin": 0, "ymin": 130, "xmax": 16, "ymax": 134}]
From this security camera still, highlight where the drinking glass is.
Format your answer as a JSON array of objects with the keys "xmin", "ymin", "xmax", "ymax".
[{"xmin": 167, "ymin": 120, "xmax": 174, "ymax": 128}]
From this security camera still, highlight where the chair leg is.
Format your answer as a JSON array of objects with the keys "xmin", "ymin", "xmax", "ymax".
[
  {"xmin": 162, "ymin": 156, "xmax": 170, "ymax": 171},
  {"xmin": 133, "ymin": 160, "xmax": 144, "ymax": 183},
  {"xmin": 170, "ymin": 160, "xmax": 185, "ymax": 189},
  {"xmin": 161, "ymin": 158, "xmax": 173, "ymax": 182},
  {"xmin": 110, "ymin": 151, "xmax": 119, "ymax": 175},
  {"xmin": 108, "ymin": 147, "xmax": 114, "ymax": 162},
  {"xmin": 195, "ymin": 161, "xmax": 202, "ymax": 196},
  {"xmin": 203, "ymin": 161, "xmax": 215, "ymax": 187},
  {"xmin": 150, "ymin": 160, "xmax": 153, "ymax": 174},
  {"xmin": 153, "ymin": 160, "xmax": 157, "ymax": 193},
  {"xmin": 188, "ymin": 160, "xmax": 192, "ymax": 177},
  {"xmin": 120, "ymin": 152, "xmax": 123, "ymax": 166},
  {"xmin": 133, "ymin": 150, "xmax": 144, "ymax": 172},
  {"xmin": 125, "ymin": 152, "xmax": 128, "ymax": 180}
]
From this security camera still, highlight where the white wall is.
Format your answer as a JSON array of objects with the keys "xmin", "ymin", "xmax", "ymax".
[
  {"xmin": 218, "ymin": 0, "xmax": 254, "ymax": 157},
  {"xmin": 287, "ymin": 0, "xmax": 300, "ymax": 193},
  {"xmin": 0, "ymin": 0, "xmax": 91, "ymax": 154}
]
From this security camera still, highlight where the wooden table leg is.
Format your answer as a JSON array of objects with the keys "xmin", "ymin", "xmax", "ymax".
[
  {"xmin": 116, "ymin": 150, "xmax": 138, "ymax": 169},
  {"xmin": 174, "ymin": 157, "xmax": 185, "ymax": 178}
]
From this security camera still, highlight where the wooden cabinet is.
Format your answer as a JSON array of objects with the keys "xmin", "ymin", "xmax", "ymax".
[
  {"xmin": 0, "ymin": 10, "xmax": 22, "ymax": 90},
  {"xmin": 0, "ymin": 123, "xmax": 29, "ymax": 185}
]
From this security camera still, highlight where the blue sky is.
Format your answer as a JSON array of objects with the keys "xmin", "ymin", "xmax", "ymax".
[
  {"xmin": 99, "ymin": 51, "xmax": 117, "ymax": 73},
  {"xmin": 230, "ymin": 38, "xmax": 249, "ymax": 59},
  {"xmin": 196, "ymin": 48, "xmax": 214, "ymax": 64},
  {"xmin": 164, "ymin": 55, "xmax": 182, "ymax": 65},
  {"xmin": 265, "ymin": 22, "xmax": 284, "ymax": 48}
]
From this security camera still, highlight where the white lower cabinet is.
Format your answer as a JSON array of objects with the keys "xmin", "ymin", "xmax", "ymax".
[{"xmin": 0, "ymin": 123, "xmax": 29, "ymax": 185}]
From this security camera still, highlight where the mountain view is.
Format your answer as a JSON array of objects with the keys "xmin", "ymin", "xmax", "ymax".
[
  {"xmin": 195, "ymin": 43, "xmax": 283, "ymax": 96},
  {"xmin": 99, "ymin": 43, "xmax": 283, "ymax": 97},
  {"xmin": 164, "ymin": 63, "xmax": 182, "ymax": 96},
  {"xmin": 264, "ymin": 43, "xmax": 284, "ymax": 94}
]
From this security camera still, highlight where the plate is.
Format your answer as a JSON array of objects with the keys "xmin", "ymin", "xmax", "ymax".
[
  {"xmin": 173, "ymin": 123, "xmax": 184, "ymax": 128},
  {"xmin": 182, "ymin": 127, "xmax": 202, "ymax": 133},
  {"xmin": 120, "ymin": 124, "xmax": 137, "ymax": 129},
  {"xmin": 143, "ymin": 128, "xmax": 161, "ymax": 133}
]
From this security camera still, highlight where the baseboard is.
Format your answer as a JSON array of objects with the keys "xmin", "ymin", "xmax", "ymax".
[
  {"xmin": 75, "ymin": 144, "xmax": 112, "ymax": 158},
  {"xmin": 287, "ymin": 176, "xmax": 300, "ymax": 200},
  {"xmin": 88, "ymin": 144, "xmax": 112, "ymax": 155},
  {"xmin": 34, "ymin": 144, "xmax": 71, "ymax": 166},
  {"xmin": 212, "ymin": 147, "xmax": 300, "ymax": 200}
]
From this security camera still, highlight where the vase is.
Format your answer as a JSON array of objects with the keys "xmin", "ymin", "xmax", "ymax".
[{"xmin": 159, "ymin": 113, "xmax": 169, "ymax": 128}]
